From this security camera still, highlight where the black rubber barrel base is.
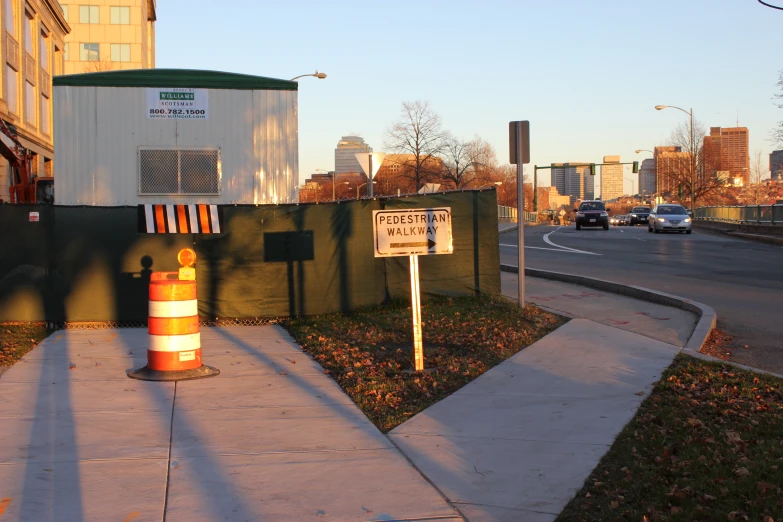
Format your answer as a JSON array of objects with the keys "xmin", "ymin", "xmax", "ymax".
[{"xmin": 127, "ymin": 365, "xmax": 220, "ymax": 381}]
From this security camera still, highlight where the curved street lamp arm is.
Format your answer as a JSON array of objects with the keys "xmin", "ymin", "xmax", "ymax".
[
  {"xmin": 758, "ymin": 0, "xmax": 783, "ymax": 9},
  {"xmin": 290, "ymin": 70, "xmax": 327, "ymax": 81}
]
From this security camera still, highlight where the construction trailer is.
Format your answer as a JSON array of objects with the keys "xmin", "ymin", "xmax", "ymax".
[{"xmin": 53, "ymin": 69, "xmax": 299, "ymax": 206}]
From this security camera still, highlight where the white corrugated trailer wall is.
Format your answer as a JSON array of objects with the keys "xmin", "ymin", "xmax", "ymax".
[
  {"xmin": 54, "ymin": 86, "xmax": 298, "ymax": 205},
  {"xmin": 253, "ymin": 89, "xmax": 298, "ymax": 204}
]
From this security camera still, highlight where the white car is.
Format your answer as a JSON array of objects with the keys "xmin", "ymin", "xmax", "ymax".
[{"xmin": 648, "ymin": 204, "xmax": 692, "ymax": 234}]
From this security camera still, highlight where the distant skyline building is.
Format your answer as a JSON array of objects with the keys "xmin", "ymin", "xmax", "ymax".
[
  {"xmin": 600, "ymin": 155, "xmax": 623, "ymax": 200},
  {"xmin": 551, "ymin": 163, "xmax": 594, "ymax": 203},
  {"xmin": 334, "ymin": 135, "xmax": 372, "ymax": 177},
  {"xmin": 770, "ymin": 150, "xmax": 783, "ymax": 181},
  {"xmin": 639, "ymin": 158, "xmax": 656, "ymax": 198},
  {"xmin": 654, "ymin": 146, "xmax": 689, "ymax": 197},
  {"xmin": 703, "ymin": 127, "xmax": 749, "ymax": 185},
  {"xmin": 536, "ymin": 186, "xmax": 571, "ymax": 209}
]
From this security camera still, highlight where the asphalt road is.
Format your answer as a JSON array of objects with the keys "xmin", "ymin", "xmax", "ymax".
[{"xmin": 499, "ymin": 223, "xmax": 783, "ymax": 374}]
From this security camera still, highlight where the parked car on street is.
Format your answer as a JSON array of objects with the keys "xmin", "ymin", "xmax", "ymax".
[
  {"xmin": 574, "ymin": 200, "xmax": 610, "ymax": 230},
  {"xmin": 628, "ymin": 206, "xmax": 651, "ymax": 225},
  {"xmin": 648, "ymin": 204, "xmax": 693, "ymax": 234}
]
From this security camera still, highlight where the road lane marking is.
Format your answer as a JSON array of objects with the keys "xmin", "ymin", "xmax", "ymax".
[
  {"xmin": 542, "ymin": 227, "xmax": 602, "ymax": 255},
  {"xmin": 499, "ymin": 243, "xmax": 597, "ymax": 255}
]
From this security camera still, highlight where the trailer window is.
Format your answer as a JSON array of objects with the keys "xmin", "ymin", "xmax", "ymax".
[{"xmin": 139, "ymin": 149, "xmax": 220, "ymax": 196}]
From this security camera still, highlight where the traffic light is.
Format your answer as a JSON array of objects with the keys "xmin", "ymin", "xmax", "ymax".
[
  {"xmin": 590, "ymin": 163, "xmax": 596, "ymax": 175},
  {"xmin": 632, "ymin": 161, "xmax": 639, "ymax": 173}
]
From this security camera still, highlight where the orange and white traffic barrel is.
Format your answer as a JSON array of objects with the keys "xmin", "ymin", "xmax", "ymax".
[
  {"xmin": 128, "ymin": 249, "xmax": 218, "ymax": 381},
  {"xmin": 147, "ymin": 273, "xmax": 201, "ymax": 371}
]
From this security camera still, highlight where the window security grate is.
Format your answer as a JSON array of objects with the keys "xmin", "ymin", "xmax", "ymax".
[{"xmin": 139, "ymin": 149, "xmax": 220, "ymax": 195}]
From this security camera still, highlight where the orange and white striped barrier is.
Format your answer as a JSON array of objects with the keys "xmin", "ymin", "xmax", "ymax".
[
  {"xmin": 147, "ymin": 272, "xmax": 202, "ymax": 371},
  {"xmin": 128, "ymin": 249, "xmax": 218, "ymax": 381}
]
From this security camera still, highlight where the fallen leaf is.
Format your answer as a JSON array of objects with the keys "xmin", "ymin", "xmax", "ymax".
[
  {"xmin": 671, "ymin": 506, "xmax": 682, "ymax": 514},
  {"xmin": 734, "ymin": 467, "xmax": 750, "ymax": 477},
  {"xmin": 635, "ymin": 391, "xmax": 645, "ymax": 396},
  {"xmin": 610, "ymin": 500, "xmax": 619, "ymax": 509}
]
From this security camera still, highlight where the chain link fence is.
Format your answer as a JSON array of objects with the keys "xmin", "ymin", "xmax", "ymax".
[{"xmin": 24, "ymin": 317, "xmax": 288, "ymax": 331}]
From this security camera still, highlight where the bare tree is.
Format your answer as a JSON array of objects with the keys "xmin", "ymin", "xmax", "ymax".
[
  {"xmin": 494, "ymin": 164, "xmax": 531, "ymax": 209},
  {"xmin": 439, "ymin": 135, "xmax": 474, "ymax": 189},
  {"xmin": 663, "ymin": 119, "xmax": 723, "ymax": 209},
  {"xmin": 83, "ymin": 58, "xmax": 115, "ymax": 73},
  {"xmin": 384, "ymin": 101, "xmax": 448, "ymax": 191},
  {"xmin": 773, "ymin": 69, "xmax": 783, "ymax": 148},
  {"xmin": 746, "ymin": 150, "xmax": 769, "ymax": 204},
  {"xmin": 465, "ymin": 137, "xmax": 499, "ymax": 187}
]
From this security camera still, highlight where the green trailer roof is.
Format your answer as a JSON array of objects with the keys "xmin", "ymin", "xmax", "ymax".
[{"xmin": 52, "ymin": 69, "xmax": 298, "ymax": 91}]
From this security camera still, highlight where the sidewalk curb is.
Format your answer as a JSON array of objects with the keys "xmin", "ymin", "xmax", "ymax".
[
  {"xmin": 727, "ymin": 231, "xmax": 783, "ymax": 245},
  {"xmin": 499, "ymin": 265, "xmax": 716, "ymax": 354}
]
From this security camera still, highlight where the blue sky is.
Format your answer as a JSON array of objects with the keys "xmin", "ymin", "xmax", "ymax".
[{"xmin": 156, "ymin": 0, "xmax": 782, "ymax": 193}]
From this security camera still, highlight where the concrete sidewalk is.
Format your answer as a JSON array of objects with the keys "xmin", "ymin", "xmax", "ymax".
[
  {"xmin": 0, "ymin": 276, "xmax": 702, "ymax": 521},
  {"xmin": 389, "ymin": 276, "xmax": 697, "ymax": 521},
  {"xmin": 0, "ymin": 327, "xmax": 460, "ymax": 521}
]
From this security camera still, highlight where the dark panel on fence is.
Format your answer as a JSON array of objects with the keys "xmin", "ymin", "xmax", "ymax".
[
  {"xmin": 193, "ymin": 201, "xmax": 387, "ymax": 319},
  {"xmin": 0, "ymin": 191, "xmax": 499, "ymax": 322},
  {"xmin": 0, "ymin": 205, "xmax": 54, "ymax": 321}
]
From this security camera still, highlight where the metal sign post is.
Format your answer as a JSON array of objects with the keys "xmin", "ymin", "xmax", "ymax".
[
  {"xmin": 409, "ymin": 254, "xmax": 423, "ymax": 371},
  {"xmin": 509, "ymin": 121, "xmax": 530, "ymax": 308},
  {"xmin": 373, "ymin": 207, "xmax": 453, "ymax": 371},
  {"xmin": 356, "ymin": 152, "xmax": 386, "ymax": 199}
]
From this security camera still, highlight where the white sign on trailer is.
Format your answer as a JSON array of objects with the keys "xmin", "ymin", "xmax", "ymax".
[{"xmin": 147, "ymin": 88, "xmax": 208, "ymax": 120}]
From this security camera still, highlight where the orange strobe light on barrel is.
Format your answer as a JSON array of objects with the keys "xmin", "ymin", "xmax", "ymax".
[{"xmin": 127, "ymin": 249, "xmax": 219, "ymax": 381}]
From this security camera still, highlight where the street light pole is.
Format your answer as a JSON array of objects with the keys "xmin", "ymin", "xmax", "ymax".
[
  {"xmin": 356, "ymin": 181, "xmax": 376, "ymax": 200},
  {"xmin": 655, "ymin": 105, "xmax": 695, "ymax": 210},
  {"xmin": 624, "ymin": 177, "xmax": 636, "ymax": 196}
]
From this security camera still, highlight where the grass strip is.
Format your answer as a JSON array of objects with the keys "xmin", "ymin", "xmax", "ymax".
[
  {"xmin": 0, "ymin": 322, "xmax": 52, "ymax": 367},
  {"xmin": 285, "ymin": 294, "xmax": 566, "ymax": 433},
  {"xmin": 557, "ymin": 354, "xmax": 783, "ymax": 522}
]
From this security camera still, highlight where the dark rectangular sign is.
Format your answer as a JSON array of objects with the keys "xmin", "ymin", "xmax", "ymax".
[{"xmin": 509, "ymin": 121, "xmax": 530, "ymax": 165}]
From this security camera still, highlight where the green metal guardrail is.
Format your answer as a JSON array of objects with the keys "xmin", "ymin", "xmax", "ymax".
[
  {"xmin": 694, "ymin": 204, "xmax": 783, "ymax": 224},
  {"xmin": 498, "ymin": 205, "xmax": 537, "ymax": 223}
]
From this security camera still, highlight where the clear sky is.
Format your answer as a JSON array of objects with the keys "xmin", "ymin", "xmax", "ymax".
[{"xmin": 156, "ymin": 0, "xmax": 782, "ymax": 194}]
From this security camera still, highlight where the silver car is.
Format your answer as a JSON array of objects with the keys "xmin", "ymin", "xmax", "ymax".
[{"xmin": 648, "ymin": 204, "xmax": 692, "ymax": 234}]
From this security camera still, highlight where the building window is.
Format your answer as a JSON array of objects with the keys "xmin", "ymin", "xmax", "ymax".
[
  {"xmin": 139, "ymin": 149, "xmax": 221, "ymax": 195},
  {"xmin": 54, "ymin": 45, "xmax": 62, "ymax": 74},
  {"xmin": 61, "ymin": 4, "xmax": 68, "ymax": 22},
  {"xmin": 40, "ymin": 93, "xmax": 49, "ymax": 134},
  {"xmin": 110, "ymin": 43, "xmax": 130, "ymax": 62},
  {"xmin": 110, "ymin": 6, "xmax": 129, "ymax": 24},
  {"xmin": 5, "ymin": 0, "xmax": 15, "ymax": 34},
  {"xmin": 79, "ymin": 5, "xmax": 99, "ymax": 24},
  {"xmin": 79, "ymin": 43, "xmax": 99, "ymax": 61},
  {"xmin": 64, "ymin": 42, "xmax": 69, "ymax": 61},
  {"xmin": 39, "ymin": 31, "xmax": 48, "ymax": 70},
  {"xmin": 24, "ymin": 11, "xmax": 33, "ymax": 54},
  {"xmin": 6, "ymin": 65, "xmax": 17, "ymax": 114},
  {"xmin": 25, "ymin": 80, "xmax": 34, "ymax": 124}
]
